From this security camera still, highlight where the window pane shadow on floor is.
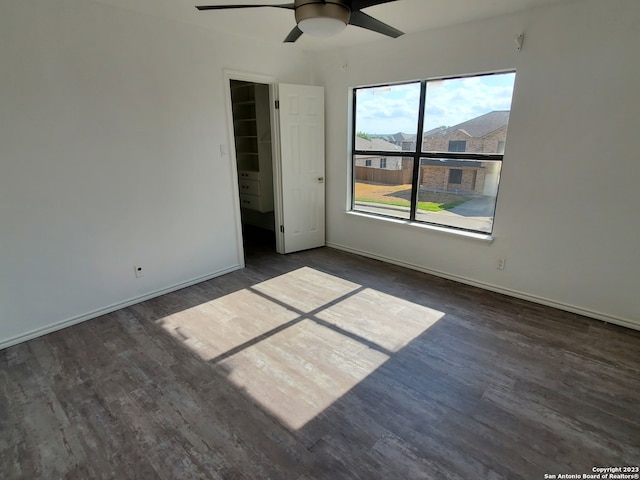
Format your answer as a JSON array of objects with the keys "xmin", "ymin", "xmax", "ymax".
[{"xmin": 1, "ymin": 247, "xmax": 639, "ymax": 480}]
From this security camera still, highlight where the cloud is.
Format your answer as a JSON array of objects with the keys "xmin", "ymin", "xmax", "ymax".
[
  {"xmin": 425, "ymin": 105, "xmax": 446, "ymax": 119},
  {"xmin": 423, "ymin": 74, "xmax": 515, "ymax": 130},
  {"xmin": 356, "ymin": 82, "xmax": 420, "ymax": 134},
  {"xmin": 356, "ymin": 73, "xmax": 515, "ymax": 134}
]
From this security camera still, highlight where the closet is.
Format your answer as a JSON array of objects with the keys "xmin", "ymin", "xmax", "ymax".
[{"xmin": 230, "ymin": 80, "xmax": 275, "ymax": 245}]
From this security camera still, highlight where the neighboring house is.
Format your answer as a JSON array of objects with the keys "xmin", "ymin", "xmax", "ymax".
[
  {"xmin": 355, "ymin": 112, "xmax": 509, "ymax": 192},
  {"xmin": 354, "ymin": 136, "xmax": 412, "ymax": 184},
  {"xmin": 422, "ymin": 111, "xmax": 509, "ymax": 153},
  {"xmin": 421, "ymin": 111, "xmax": 510, "ymax": 195},
  {"xmin": 372, "ymin": 132, "xmax": 417, "ymax": 151},
  {"xmin": 354, "ymin": 136, "xmax": 403, "ymax": 169}
]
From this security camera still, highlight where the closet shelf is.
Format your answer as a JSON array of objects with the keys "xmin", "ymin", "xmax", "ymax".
[{"xmin": 231, "ymin": 79, "xmax": 273, "ymax": 214}]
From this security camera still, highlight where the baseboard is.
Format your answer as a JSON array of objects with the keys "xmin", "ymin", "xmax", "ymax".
[
  {"xmin": 326, "ymin": 242, "xmax": 639, "ymax": 332},
  {"xmin": 0, "ymin": 264, "xmax": 243, "ymax": 351}
]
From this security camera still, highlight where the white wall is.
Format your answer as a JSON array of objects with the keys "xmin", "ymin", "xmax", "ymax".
[
  {"xmin": 319, "ymin": 0, "xmax": 640, "ymax": 329},
  {"xmin": 2, "ymin": 0, "xmax": 638, "ymax": 348},
  {"xmin": 0, "ymin": 0, "xmax": 313, "ymax": 347}
]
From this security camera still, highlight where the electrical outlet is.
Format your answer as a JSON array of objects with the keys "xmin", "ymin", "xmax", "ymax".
[
  {"xmin": 134, "ymin": 265, "xmax": 144, "ymax": 278},
  {"xmin": 497, "ymin": 258, "xmax": 506, "ymax": 270}
]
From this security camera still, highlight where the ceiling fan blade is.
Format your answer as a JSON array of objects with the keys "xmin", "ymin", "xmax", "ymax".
[
  {"xmin": 196, "ymin": 3, "xmax": 294, "ymax": 11},
  {"xmin": 284, "ymin": 25, "xmax": 303, "ymax": 43},
  {"xmin": 348, "ymin": 10, "xmax": 403, "ymax": 38},
  {"xmin": 351, "ymin": 0, "xmax": 398, "ymax": 10}
]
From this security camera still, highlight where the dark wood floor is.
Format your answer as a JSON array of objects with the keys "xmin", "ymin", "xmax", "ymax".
[{"xmin": 2, "ymin": 238, "xmax": 639, "ymax": 479}]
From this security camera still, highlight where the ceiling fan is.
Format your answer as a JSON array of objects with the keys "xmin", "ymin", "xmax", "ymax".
[{"xmin": 195, "ymin": 0, "xmax": 404, "ymax": 43}]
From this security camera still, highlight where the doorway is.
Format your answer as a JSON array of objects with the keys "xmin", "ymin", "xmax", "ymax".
[
  {"xmin": 225, "ymin": 71, "xmax": 326, "ymax": 261},
  {"xmin": 229, "ymin": 79, "xmax": 277, "ymax": 252}
]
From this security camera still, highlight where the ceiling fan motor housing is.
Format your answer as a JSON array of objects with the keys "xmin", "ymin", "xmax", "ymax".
[{"xmin": 294, "ymin": 0, "xmax": 351, "ymax": 25}]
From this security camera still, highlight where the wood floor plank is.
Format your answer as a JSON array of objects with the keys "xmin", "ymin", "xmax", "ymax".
[{"xmin": 1, "ymin": 242, "xmax": 639, "ymax": 479}]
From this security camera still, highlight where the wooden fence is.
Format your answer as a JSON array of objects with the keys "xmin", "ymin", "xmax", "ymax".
[{"xmin": 354, "ymin": 166, "xmax": 413, "ymax": 185}]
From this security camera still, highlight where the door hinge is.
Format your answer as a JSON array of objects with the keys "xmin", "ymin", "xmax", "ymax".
[
  {"xmin": 280, "ymin": 225, "xmax": 284, "ymax": 233},
  {"xmin": 275, "ymin": 100, "xmax": 280, "ymax": 109}
]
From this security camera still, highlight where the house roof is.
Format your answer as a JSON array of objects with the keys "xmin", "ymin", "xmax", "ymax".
[
  {"xmin": 373, "ymin": 132, "xmax": 417, "ymax": 143},
  {"xmin": 424, "ymin": 111, "xmax": 510, "ymax": 139},
  {"xmin": 355, "ymin": 136, "xmax": 402, "ymax": 152}
]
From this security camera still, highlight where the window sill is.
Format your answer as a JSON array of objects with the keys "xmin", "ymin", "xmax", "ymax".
[{"xmin": 346, "ymin": 210, "xmax": 494, "ymax": 243}]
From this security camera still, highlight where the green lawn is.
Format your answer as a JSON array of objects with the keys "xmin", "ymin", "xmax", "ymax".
[
  {"xmin": 356, "ymin": 197, "xmax": 466, "ymax": 212},
  {"xmin": 355, "ymin": 187, "xmax": 468, "ymax": 212}
]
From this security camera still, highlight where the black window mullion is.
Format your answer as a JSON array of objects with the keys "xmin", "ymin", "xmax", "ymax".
[
  {"xmin": 421, "ymin": 152, "xmax": 503, "ymax": 161},
  {"xmin": 409, "ymin": 81, "xmax": 428, "ymax": 221},
  {"xmin": 352, "ymin": 151, "xmax": 411, "ymax": 157}
]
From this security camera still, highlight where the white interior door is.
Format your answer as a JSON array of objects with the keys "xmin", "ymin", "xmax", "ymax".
[{"xmin": 277, "ymin": 83, "xmax": 325, "ymax": 254}]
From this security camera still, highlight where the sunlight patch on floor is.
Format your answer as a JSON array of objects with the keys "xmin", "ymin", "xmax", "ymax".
[
  {"xmin": 251, "ymin": 266, "xmax": 363, "ymax": 313},
  {"xmin": 154, "ymin": 267, "xmax": 444, "ymax": 430},
  {"xmin": 223, "ymin": 318, "xmax": 390, "ymax": 430},
  {"xmin": 315, "ymin": 287, "xmax": 444, "ymax": 353},
  {"xmin": 156, "ymin": 288, "xmax": 299, "ymax": 361}
]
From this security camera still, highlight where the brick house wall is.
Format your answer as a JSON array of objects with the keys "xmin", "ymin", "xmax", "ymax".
[
  {"xmin": 421, "ymin": 166, "xmax": 486, "ymax": 194},
  {"xmin": 482, "ymin": 127, "xmax": 508, "ymax": 153},
  {"xmin": 421, "ymin": 166, "xmax": 446, "ymax": 190},
  {"xmin": 424, "ymin": 133, "xmax": 484, "ymax": 153},
  {"xmin": 419, "ymin": 123, "xmax": 507, "ymax": 194},
  {"xmin": 423, "ymin": 126, "xmax": 507, "ymax": 153}
]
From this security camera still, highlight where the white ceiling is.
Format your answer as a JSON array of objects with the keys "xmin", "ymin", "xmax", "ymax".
[{"xmin": 88, "ymin": 0, "xmax": 576, "ymax": 50}]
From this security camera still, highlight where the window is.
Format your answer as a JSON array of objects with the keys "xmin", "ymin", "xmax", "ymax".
[
  {"xmin": 352, "ymin": 71, "xmax": 516, "ymax": 234},
  {"xmin": 448, "ymin": 141, "xmax": 466, "ymax": 152},
  {"xmin": 365, "ymin": 159, "xmax": 372, "ymax": 167},
  {"xmin": 448, "ymin": 169, "xmax": 463, "ymax": 184},
  {"xmin": 380, "ymin": 158, "xmax": 387, "ymax": 169}
]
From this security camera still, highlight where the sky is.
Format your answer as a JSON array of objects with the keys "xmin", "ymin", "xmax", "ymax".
[{"xmin": 355, "ymin": 72, "xmax": 516, "ymax": 135}]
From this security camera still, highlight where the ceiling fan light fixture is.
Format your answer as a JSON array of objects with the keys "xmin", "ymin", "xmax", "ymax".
[
  {"xmin": 295, "ymin": 2, "xmax": 350, "ymax": 37},
  {"xmin": 298, "ymin": 17, "xmax": 347, "ymax": 37}
]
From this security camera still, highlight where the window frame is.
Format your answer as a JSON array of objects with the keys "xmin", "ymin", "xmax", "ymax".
[{"xmin": 351, "ymin": 71, "xmax": 514, "ymax": 234}]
